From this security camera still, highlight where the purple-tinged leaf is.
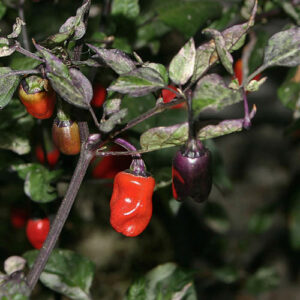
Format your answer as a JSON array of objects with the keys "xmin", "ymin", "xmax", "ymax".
[
  {"xmin": 99, "ymin": 108, "xmax": 128, "ymax": 133},
  {"xmin": 34, "ymin": 43, "xmax": 91, "ymax": 108},
  {"xmin": 169, "ymin": 38, "xmax": 196, "ymax": 85},
  {"xmin": 192, "ymin": 74, "xmax": 242, "ymax": 115},
  {"xmin": 263, "ymin": 27, "xmax": 300, "ymax": 68},
  {"xmin": 140, "ymin": 106, "xmax": 256, "ymax": 151},
  {"xmin": 42, "ymin": 0, "xmax": 90, "ymax": 46},
  {"xmin": 108, "ymin": 67, "xmax": 165, "ymax": 97},
  {"xmin": 202, "ymin": 29, "xmax": 234, "ymax": 75},
  {"xmin": 69, "ymin": 68, "xmax": 93, "ymax": 105},
  {"xmin": 143, "ymin": 62, "xmax": 168, "ymax": 85},
  {"xmin": 0, "ymin": 67, "xmax": 20, "ymax": 109},
  {"xmin": 87, "ymin": 44, "xmax": 136, "ymax": 74},
  {"xmin": 192, "ymin": 0, "xmax": 257, "ymax": 82}
]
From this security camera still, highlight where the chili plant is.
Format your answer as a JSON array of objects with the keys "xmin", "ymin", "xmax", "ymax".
[{"xmin": 0, "ymin": 0, "xmax": 299, "ymax": 299}]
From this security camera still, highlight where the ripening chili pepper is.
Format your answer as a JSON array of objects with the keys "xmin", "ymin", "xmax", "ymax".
[
  {"xmin": 172, "ymin": 139, "xmax": 212, "ymax": 202},
  {"xmin": 11, "ymin": 207, "xmax": 29, "ymax": 229},
  {"xmin": 161, "ymin": 85, "xmax": 185, "ymax": 109},
  {"xmin": 91, "ymin": 84, "xmax": 107, "ymax": 108},
  {"xmin": 52, "ymin": 118, "xmax": 81, "ymax": 155},
  {"xmin": 35, "ymin": 144, "xmax": 60, "ymax": 168},
  {"xmin": 110, "ymin": 160, "xmax": 155, "ymax": 237},
  {"xmin": 26, "ymin": 217, "xmax": 50, "ymax": 249},
  {"xmin": 91, "ymin": 145, "xmax": 132, "ymax": 179},
  {"xmin": 18, "ymin": 75, "xmax": 56, "ymax": 119},
  {"xmin": 234, "ymin": 59, "xmax": 261, "ymax": 85}
]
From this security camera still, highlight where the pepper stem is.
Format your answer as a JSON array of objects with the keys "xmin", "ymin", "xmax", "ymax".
[
  {"xmin": 57, "ymin": 98, "xmax": 71, "ymax": 122},
  {"xmin": 114, "ymin": 138, "xmax": 147, "ymax": 176}
]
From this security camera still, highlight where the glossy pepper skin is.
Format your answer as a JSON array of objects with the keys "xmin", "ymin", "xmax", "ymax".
[
  {"xmin": 172, "ymin": 140, "xmax": 212, "ymax": 202},
  {"xmin": 52, "ymin": 118, "xmax": 81, "ymax": 155},
  {"xmin": 110, "ymin": 171, "xmax": 155, "ymax": 237},
  {"xmin": 91, "ymin": 84, "xmax": 107, "ymax": 107},
  {"xmin": 234, "ymin": 59, "xmax": 261, "ymax": 85},
  {"xmin": 18, "ymin": 75, "xmax": 56, "ymax": 119},
  {"xmin": 161, "ymin": 85, "xmax": 185, "ymax": 109},
  {"xmin": 91, "ymin": 145, "xmax": 132, "ymax": 179},
  {"xmin": 26, "ymin": 217, "xmax": 50, "ymax": 249},
  {"xmin": 35, "ymin": 144, "xmax": 60, "ymax": 168}
]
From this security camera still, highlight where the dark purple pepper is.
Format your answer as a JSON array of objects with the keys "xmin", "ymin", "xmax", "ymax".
[{"xmin": 172, "ymin": 139, "xmax": 212, "ymax": 202}]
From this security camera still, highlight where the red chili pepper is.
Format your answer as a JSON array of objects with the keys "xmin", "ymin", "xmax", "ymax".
[
  {"xmin": 91, "ymin": 84, "xmax": 107, "ymax": 108},
  {"xmin": 234, "ymin": 59, "xmax": 261, "ymax": 85},
  {"xmin": 91, "ymin": 145, "xmax": 132, "ymax": 179},
  {"xmin": 161, "ymin": 85, "xmax": 185, "ymax": 109},
  {"xmin": 18, "ymin": 75, "xmax": 56, "ymax": 119},
  {"xmin": 11, "ymin": 207, "xmax": 29, "ymax": 229},
  {"xmin": 35, "ymin": 144, "xmax": 60, "ymax": 168},
  {"xmin": 110, "ymin": 171, "xmax": 155, "ymax": 237},
  {"xmin": 26, "ymin": 217, "xmax": 50, "ymax": 249},
  {"xmin": 52, "ymin": 118, "xmax": 81, "ymax": 155}
]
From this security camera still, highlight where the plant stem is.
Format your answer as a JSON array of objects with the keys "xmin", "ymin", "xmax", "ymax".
[
  {"xmin": 111, "ymin": 100, "xmax": 184, "ymax": 138},
  {"xmin": 241, "ymin": 31, "xmax": 257, "ymax": 87},
  {"xmin": 247, "ymin": 65, "xmax": 266, "ymax": 84},
  {"xmin": 242, "ymin": 89, "xmax": 251, "ymax": 129},
  {"xmin": 18, "ymin": 0, "xmax": 30, "ymax": 51},
  {"xmin": 26, "ymin": 146, "xmax": 93, "ymax": 291},
  {"xmin": 89, "ymin": 107, "xmax": 101, "ymax": 129},
  {"xmin": 186, "ymin": 90, "xmax": 195, "ymax": 141}
]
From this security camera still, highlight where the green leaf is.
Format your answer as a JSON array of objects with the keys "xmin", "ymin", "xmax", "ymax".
[
  {"xmin": 0, "ymin": 2, "xmax": 7, "ymax": 20},
  {"xmin": 135, "ymin": 15, "xmax": 170, "ymax": 51},
  {"xmin": 87, "ymin": 44, "xmax": 136, "ymax": 75},
  {"xmin": 203, "ymin": 202, "xmax": 230, "ymax": 234},
  {"xmin": 192, "ymin": 74, "xmax": 242, "ymax": 115},
  {"xmin": 140, "ymin": 107, "xmax": 256, "ymax": 151},
  {"xmin": 12, "ymin": 163, "xmax": 62, "ymax": 203},
  {"xmin": 248, "ymin": 209, "xmax": 274, "ymax": 234},
  {"xmin": 156, "ymin": 0, "xmax": 222, "ymax": 37},
  {"xmin": 108, "ymin": 67, "xmax": 165, "ymax": 97},
  {"xmin": 125, "ymin": 262, "xmax": 197, "ymax": 300},
  {"xmin": 192, "ymin": 0, "xmax": 257, "ymax": 82},
  {"xmin": 169, "ymin": 38, "xmax": 196, "ymax": 85},
  {"xmin": 263, "ymin": 27, "xmax": 300, "ymax": 68},
  {"xmin": 10, "ymin": 53, "xmax": 41, "ymax": 70},
  {"xmin": 288, "ymin": 189, "xmax": 300, "ymax": 250},
  {"xmin": 278, "ymin": 67, "xmax": 300, "ymax": 117},
  {"xmin": 111, "ymin": 0, "xmax": 139, "ymax": 19},
  {"xmin": 213, "ymin": 266, "xmax": 239, "ymax": 284},
  {"xmin": 0, "ymin": 67, "xmax": 20, "ymax": 109},
  {"xmin": 24, "ymin": 249, "xmax": 95, "ymax": 300},
  {"xmin": 245, "ymin": 267, "xmax": 279, "ymax": 295},
  {"xmin": 0, "ymin": 98, "xmax": 34, "ymax": 155}
]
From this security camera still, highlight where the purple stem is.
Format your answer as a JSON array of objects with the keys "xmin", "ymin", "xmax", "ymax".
[
  {"xmin": 242, "ymin": 89, "xmax": 251, "ymax": 129},
  {"xmin": 114, "ymin": 138, "xmax": 147, "ymax": 176}
]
